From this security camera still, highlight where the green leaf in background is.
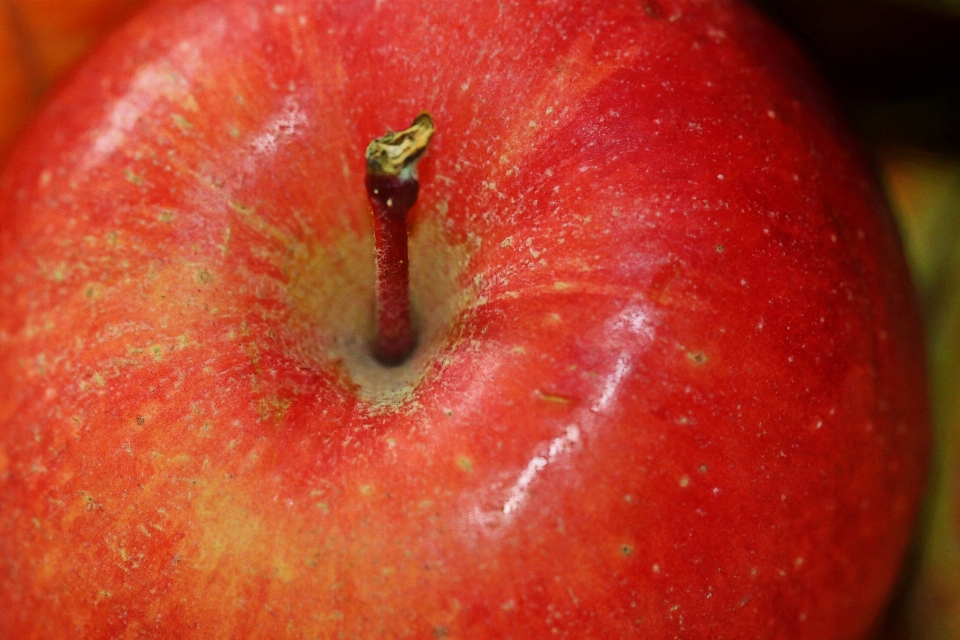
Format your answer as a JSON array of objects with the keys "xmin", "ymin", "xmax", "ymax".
[{"xmin": 881, "ymin": 147, "xmax": 960, "ymax": 639}]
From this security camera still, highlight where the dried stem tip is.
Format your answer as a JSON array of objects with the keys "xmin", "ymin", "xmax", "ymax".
[{"xmin": 366, "ymin": 112, "xmax": 436, "ymax": 179}]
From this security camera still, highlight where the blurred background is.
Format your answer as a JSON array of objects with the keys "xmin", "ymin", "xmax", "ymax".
[
  {"xmin": 1, "ymin": 0, "xmax": 958, "ymax": 637},
  {"xmin": 0, "ymin": 0, "xmax": 147, "ymax": 153}
]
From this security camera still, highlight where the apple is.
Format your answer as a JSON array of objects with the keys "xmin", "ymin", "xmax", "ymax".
[{"xmin": 0, "ymin": 0, "xmax": 928, "ymax": 637}]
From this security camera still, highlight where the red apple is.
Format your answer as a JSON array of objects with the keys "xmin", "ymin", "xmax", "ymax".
[{"xmin": 0, "ymin": 0, "xmax": 928, "ymax": 637}]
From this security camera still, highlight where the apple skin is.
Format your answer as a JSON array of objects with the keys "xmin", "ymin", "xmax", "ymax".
[{"xmin": 0, "ymin": 0, "xmax": 928, "ymax": 637}]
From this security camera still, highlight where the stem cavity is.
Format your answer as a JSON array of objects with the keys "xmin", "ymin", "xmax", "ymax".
[{"xmin": 365, "ymin": 112, "xmax": 436, "ymax": 366}]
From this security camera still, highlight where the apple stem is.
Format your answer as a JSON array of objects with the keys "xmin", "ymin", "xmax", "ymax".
[{"xmin": 365, "ymin": 112, "xmax": 435, "ymax": 366}]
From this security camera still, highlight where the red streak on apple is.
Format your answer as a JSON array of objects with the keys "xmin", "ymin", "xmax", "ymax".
[{"xmin": 0, "ymin": 0, "xmax": 928, "ymax": 638}]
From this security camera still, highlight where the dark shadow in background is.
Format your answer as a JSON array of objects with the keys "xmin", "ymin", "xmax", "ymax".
[{"xmin": 749, "ymin": 0, "xmax": 960, "ymax": 153}]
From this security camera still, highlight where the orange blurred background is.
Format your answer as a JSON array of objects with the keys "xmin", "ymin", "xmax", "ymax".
[
  {"xmin": 0, "ymin": 0, "xmax": 148, "ymax": 154},
  {"xmin": 0, "ymin": 0, "xmax": 958, "ymax": 637}
]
